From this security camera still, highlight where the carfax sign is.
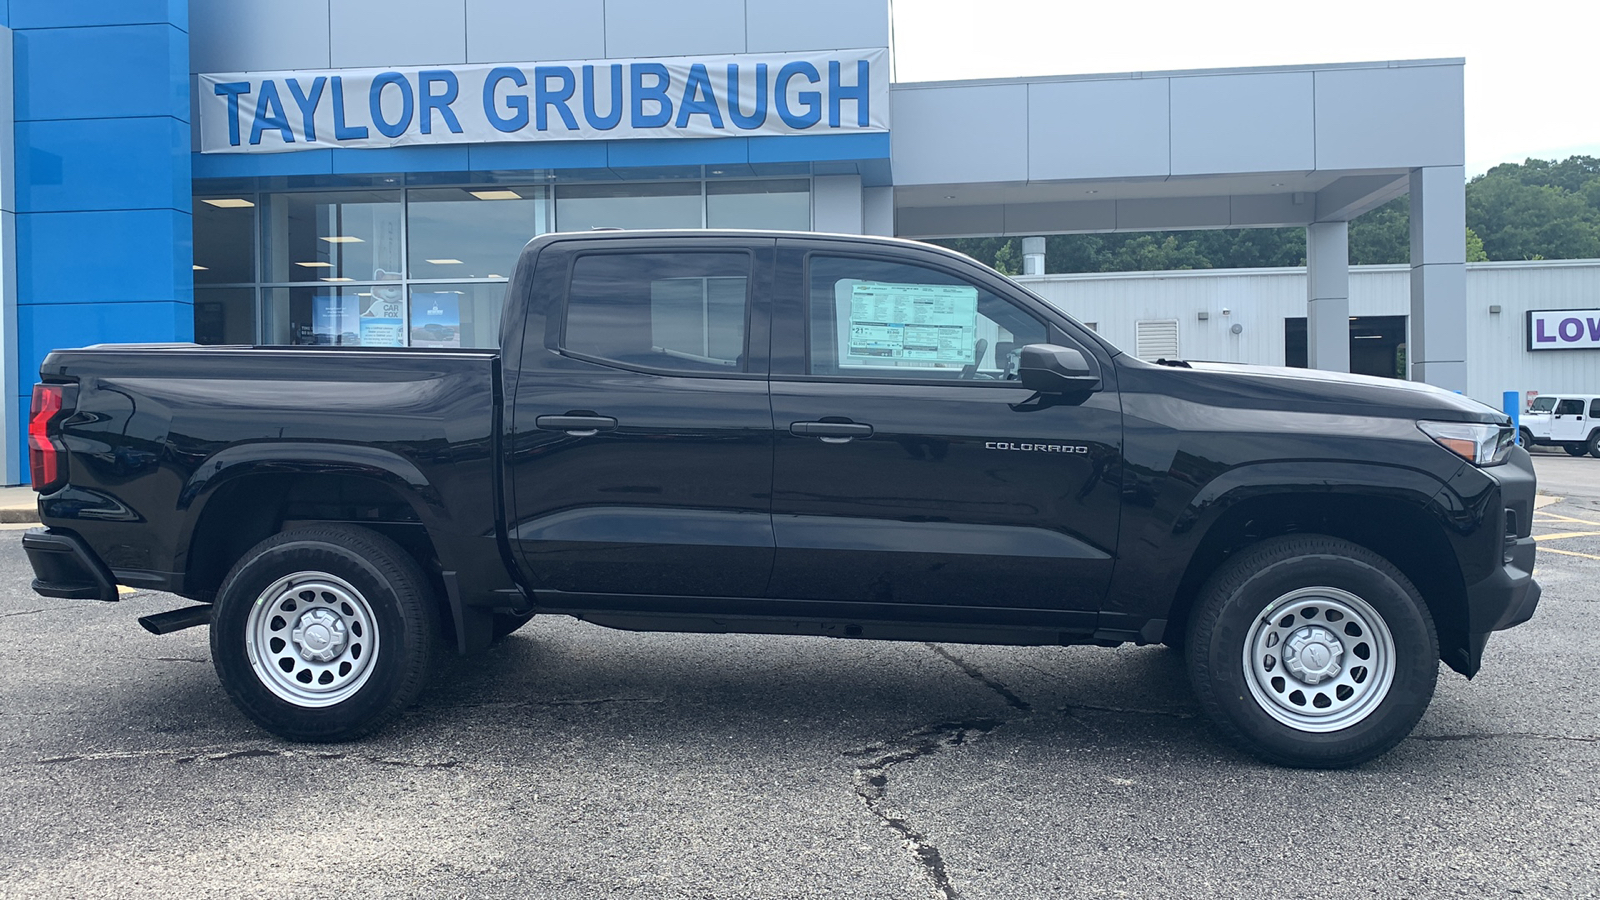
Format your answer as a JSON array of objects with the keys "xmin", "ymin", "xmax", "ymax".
[
  {"xmin": 199, "ymin": 48, "xmax": 888, "ymax": 153},
  {"xmin": 1527, "ymin": 309, "xmax": 1600, "ymax": 350}
]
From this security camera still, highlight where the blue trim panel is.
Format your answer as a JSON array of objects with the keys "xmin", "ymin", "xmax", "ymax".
[
  {"xmin": 18, "ymin": 300, "xmax": 195, "ymax": 431},
  {"xmin": 17, "ymin": 118, "xmax": 191, "ymax": 212},
  {"xmin": 9, "ymin": 0, "xmax": 188, "ymax": 30},
  {"xmin": 14, "ymin": 23, "xmax": 189, "ymax": 122},
  {"xmin": 18, "ymin": 209, "xmax": 192, "ymax": 305},
  {"xmin": 749, "ymin": 132, "xmax": 890, "ymax": 163},
  {"xmin": 191, "ymin": 132, "xmax": 891, "ymax": 179}
]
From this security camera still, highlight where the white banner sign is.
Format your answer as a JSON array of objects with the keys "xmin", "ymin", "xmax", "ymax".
[
  {"xmin": 199, "ymin": 48, "xmax": 888, "ymax": 154},
  {"xmin": 1527, "ymin": 309, "xmax": 1600, "ymax": 350}
]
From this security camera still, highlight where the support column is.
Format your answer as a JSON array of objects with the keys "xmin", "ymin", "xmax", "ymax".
[
  {"xmin": 1021, "ymin": 237, "xmax": 1046, "ymax": 276},
  {"xmin": 862, "ymin": 186, "xmax": 894, "ymax": 236},
  {"xmin": 812, "ymin": 174, "xmax": 863, "ymax": 234},
  {"xmin": 1306, "ymin": 222, "xmax": 1350, "ymax": 372},
  {"xmin": 1409, "ymin": 166, "xmax": 1467, "ymax": 390}
]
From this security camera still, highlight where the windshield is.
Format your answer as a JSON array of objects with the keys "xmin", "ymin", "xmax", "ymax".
[{"xmin": 1528, "ymin": 396, "xmax": 1558, "ymax": 413}]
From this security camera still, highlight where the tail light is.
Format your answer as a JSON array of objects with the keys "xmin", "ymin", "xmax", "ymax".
[{"xmin": 29, "ymin": 383, "xmax": 70, "ymax": 492}]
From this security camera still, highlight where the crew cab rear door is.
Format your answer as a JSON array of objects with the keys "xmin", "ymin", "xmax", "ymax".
[
  {"xmin": 506, "ymin": 236, "xmax": 775, "ymax": 600},
  {"xmin": 765, "ymin": 240, "xmax": 1122, "ymax": 619}
]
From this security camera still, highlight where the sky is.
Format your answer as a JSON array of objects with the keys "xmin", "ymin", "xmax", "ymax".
[{"xmin": 890, "ymin": 0, "xmax": 1599, "ymax": 176}]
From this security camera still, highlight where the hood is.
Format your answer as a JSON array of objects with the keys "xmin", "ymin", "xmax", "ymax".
[{"xmin": 1126, "ymin": 358, "xmax": 1508, "ymax": 424}]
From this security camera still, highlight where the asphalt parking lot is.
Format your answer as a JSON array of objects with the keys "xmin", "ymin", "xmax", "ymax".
[{"xmin": 3, "ymin": 457, "xmax": 1599, "ymax": 899}]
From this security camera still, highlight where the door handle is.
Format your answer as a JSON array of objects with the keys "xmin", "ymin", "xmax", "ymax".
[
  {"xmin": 791, "ymin": 421, "xmax": 874, "ymax": 443},
  {"xmin": 536, "ymin": 415, "xmax": 618, "ymax": 437}
]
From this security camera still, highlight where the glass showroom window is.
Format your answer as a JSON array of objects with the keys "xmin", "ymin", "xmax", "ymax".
[
  {"xmin": 263, "ymin": 284, "xmax": 408, "ymax": 346},
  {"xmin": 555, "ymin": 181, "xmax": 703, "ymax": 232},
  {"xmin": 262, "ymin": 190, "xmax": 403, "ymax": 284},
  {"xmin": 408, "ymin": 283, "xmax": 506, "ymax": 350},
  {"xmin": 193, "ymin": 195, "xmax": 258, "ymax": 344},
  {"xmin": 408, "ymin": 186, "xmax": 550, "ymax": 280},
  {"xmin": 706, "ymin": 179, "xmax": 811, "ymax": 230}
]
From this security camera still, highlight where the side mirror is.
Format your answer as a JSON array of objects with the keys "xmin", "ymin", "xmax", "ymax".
[{"xmin": 1017, "ymin": 344, "xmax": 1100, "ymax": 394}]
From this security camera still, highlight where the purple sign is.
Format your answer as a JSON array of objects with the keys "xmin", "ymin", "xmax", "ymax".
[{"xmin": 1527, "ymin": 309, "xmax": 1600, "ymax": 351}]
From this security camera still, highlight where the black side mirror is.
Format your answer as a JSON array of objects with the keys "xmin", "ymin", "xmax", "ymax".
[{"xmin": 1017, "ymin": 344, "xmax": 1100, "ymax": 394}]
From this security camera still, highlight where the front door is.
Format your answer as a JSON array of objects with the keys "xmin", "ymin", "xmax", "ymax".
[
  {"xmin": 1552, "ymin": 397, "xmax": 1588, "ymax": 442},
  {"xmin": 507, "ymin": 239, "xmax": 775, "ymax": 601},
  {"xmin": 766, "ymin": 244, "xmax": 1121, "ymax": 625}
]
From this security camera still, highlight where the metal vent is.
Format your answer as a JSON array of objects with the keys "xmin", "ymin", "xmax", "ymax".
[{"xmin": 1135, "ymin": 319, "xmax": 1180, "ymax": 360}]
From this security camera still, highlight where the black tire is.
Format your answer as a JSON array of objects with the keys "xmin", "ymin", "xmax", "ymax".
[
  {"xmin": 491, "ymin": 610, "xmax": 537, "ymax": 643},
  {"xmin": 1565, "ymin": 443, "xmax": 1587, "ymax": 456},
  {"xmin": 1519, "ymin": 428, "xmax": 1534, "ymax": 449},
  {"xmin": 210, "ymin": 525, "xmax": 440, "ymax": 742},
  {"xmin": 1186, "ymin": 534, "xmax": 1438, "ymax": 768},
  {"xmin": 1587, "ymin": 431, "xmax": 1600, "ymax": 459}
]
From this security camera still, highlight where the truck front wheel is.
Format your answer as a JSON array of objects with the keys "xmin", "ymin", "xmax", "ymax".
[
  {"xmin": 210, "ymin": 525, "xmax": 439, "ymax": 742},
  {"xmin": 1186, "ymin": 535, "xmax": 1438, "ymax": 768}
]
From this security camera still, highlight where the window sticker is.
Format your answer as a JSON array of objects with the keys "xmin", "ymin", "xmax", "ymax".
[{"xmin": 845, "ymin": 281, "xmax": 978, "ymax": 366}]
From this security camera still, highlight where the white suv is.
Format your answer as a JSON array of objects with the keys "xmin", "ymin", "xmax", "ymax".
[{"xmin": 1521, "ymin": 394, "xmax": 1600, "ymax": 457}]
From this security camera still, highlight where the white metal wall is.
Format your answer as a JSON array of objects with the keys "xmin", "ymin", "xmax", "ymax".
[{"xmin": 1018, "ymin": 259, "xmax": 1600, "ymax": 408}]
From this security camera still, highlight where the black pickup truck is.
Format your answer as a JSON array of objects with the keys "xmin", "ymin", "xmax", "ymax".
[{"xmin": 23, "ymin": 230, "xmax": 1539, "ymax": 767}]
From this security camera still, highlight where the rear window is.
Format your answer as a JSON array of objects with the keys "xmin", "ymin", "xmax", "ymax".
[{"xmin": 563, "ymin": 252, "xmax": 751, "ymax": 374}]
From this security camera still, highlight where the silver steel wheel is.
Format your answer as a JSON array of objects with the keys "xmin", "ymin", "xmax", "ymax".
[
  {"xmin": 1242, "ymin": 586, "xmax": 1396, "ymax": 733},
  {"xmin": 243, "ymin": 571, "xmax": 380, "ymax": 708}
]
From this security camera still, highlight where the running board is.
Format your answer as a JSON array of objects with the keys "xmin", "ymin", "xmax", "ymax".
[{"xmin": 138, "ymin": 604, "xmax": 213, "ymax": 635}]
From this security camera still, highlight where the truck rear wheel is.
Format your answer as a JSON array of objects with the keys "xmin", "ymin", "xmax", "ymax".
[
  {"xmin": 1186, "ymin": 534, "xmax": 1438, "ymax": 768},
  {"xmin": 210, "ymin": 525, "xmax": 439, "ymax": 742},
  {"xmin": 1587, "ymin": 431, "xmax": 1600, "ymax": 459}
]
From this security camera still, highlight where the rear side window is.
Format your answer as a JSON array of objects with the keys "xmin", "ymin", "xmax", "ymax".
[
  {"xmin": 1591, "ymin": 399, "xmax": 1600, "ymax": 418},
  {"xmin": 1557, "ymin": 399, "xmax": 1585, "ymax": 416},
  {"xmin": 563, "ymin": 252, "xmax": 750, "ymax": 374}
]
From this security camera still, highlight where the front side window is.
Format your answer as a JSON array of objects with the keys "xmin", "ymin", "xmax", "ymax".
[
  {"xmin": 806, "ymin": 255, "xmax": 1046, "ymax": 381},
  {"xmin": 1557, "ymin": 399, "xmax": 1585, "ymax": 416},
  {"xmin": 564, "ymin": 252, "xmax": 750, "ymax": 374}
]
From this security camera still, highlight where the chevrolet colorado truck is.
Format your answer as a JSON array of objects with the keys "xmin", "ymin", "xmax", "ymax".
[{"xmin": 23, "ymin": 230, "xmax": 1540, "ymax": 768}]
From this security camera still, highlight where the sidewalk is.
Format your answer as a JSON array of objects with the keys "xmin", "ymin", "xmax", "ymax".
[{"xmin": 0, "ymin": 485, "xmax": 38, "ymax": 524}]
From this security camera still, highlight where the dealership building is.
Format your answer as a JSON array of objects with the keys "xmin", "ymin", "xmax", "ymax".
[{"xmin": 0, "ymin": 0, "xmax": 1594, "ymax": 482}]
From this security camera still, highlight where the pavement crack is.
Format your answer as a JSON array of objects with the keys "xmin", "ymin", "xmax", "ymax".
[
  {"xmin": 1060, "ymin": 702, "xmax": 1196, "ymax": 720},
  {"xmin": 1411, "ymin": 732, "xmax": 1599, "ymax": 744},
  {"xmin": 848, "ymin": 720, "xmax": 1004, "ymax": 900},
  {"xmin": 926, "ymin": 643, "xmax": 1031, "ymax": 711},
  {"xmin": 39, "ymin": 745, "xmax": 463, "ymax": 768},
  {"xmin": 2, "ymin": 607, "xmax": 70, "ymax": 619}
]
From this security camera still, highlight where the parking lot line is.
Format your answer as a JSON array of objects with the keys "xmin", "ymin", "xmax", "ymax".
[
  {"xmin": 1540, "ymin": 546, "xmax": 1600, "ymax": 561},
  {"xmin": 1533, "ymin": 511, "xmax": 1600, "ymax": 528},
  {"xmin": 1533, "ymin": 531, "xmax": 1600, "ymax": 542}
]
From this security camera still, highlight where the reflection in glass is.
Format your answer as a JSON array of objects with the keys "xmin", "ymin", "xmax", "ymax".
[
  {"xmin": 408, "ymin": 187, "xmax": 549, "ymax": 280},
  {"xmin": 706, "ymin": 179, "xmax": 810, "ymax": 230},
  {"xmin": 262, "ymin": 191, "xmax": 402, "ymax": 283},
  {"xmin": 565, "ymin": 253, "xmax": 749, "ymax": 373},
  {"xmin": 555, "ymin": 182, "xmax": 701, "ymax": 232},
  {"xmin": 194, "ymin": 197, "xmax": 256, "ymax": 284},
  {"xmin": 408, "ymin": 283, "xmax": 506, "ymax": 349},
  {"xmin": 263, "ymin": 285, "xmax": 406, "ymax": 346},
  {"xmin": 194, "ymin": 288, "xmax": 256, "ymax": 344}
]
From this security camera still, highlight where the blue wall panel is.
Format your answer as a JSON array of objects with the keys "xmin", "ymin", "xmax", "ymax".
[
  {"xmin": 16, "ymin": 118, "xmax": 192, "ymax": 212},
  {"xmin": 10, "ymin": 0, "xmax": 188, "ymax": 30},
  {"xmin": 18, "ymin": 210, "xmax": 192, "ymax": 305},
  {"xmin": 21, "ymin": 301, "xmax": 195, "ymax": 374},
  {"xmin": 13, "ymin": 23, "xmax": 189, "ymax": 122},
  {"xmin": 11, "ymin": 4, "xmax": 194, "ymax": 478},
  {"xmin": 467, "ymin": 141, "xmax": 610, "ymax": 172},
  {"xmin": 749, "ymin": 132, "xmax": 890, "ymax": 164},
  {"xmin": 331, "ymin": 145, "xmax": 471, "ymax": 175},
  {"xmin": 193, "ymin": 149, "xmax": 334, "ymax": 180},
  {"xmin": 607, "ymin": 138, "xmax": 749, "ymax": 168}
]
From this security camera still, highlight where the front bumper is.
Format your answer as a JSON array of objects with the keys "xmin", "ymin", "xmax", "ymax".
[{"xmin": 22, "ymin": 527, "xmax": 117, "ymax": 602}]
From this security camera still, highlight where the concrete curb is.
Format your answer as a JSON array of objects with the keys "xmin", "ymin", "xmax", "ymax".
[{"xmin": 0, "ymin": 507, "xmax": 38, "ymax": 524}]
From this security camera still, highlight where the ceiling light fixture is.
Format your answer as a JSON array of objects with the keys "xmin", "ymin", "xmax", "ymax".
[
  {"xmin": 470, "ymin": 190, "xmax": 522, "ymax": 200},
  {"xmin": 202, "ymin": 198, "xmax": 254, "ymax": 208},
  {"xmin": 321, "ymin": 277, "xmax": 354, "ymax": 282},
  {"xmin": 320, "ymin": 235, "xmax": 365, "ymax": 243},
  {"xmin": 192, "ymin": 265, "xmax": 208, "ymax": 271},
  {"xmin": 296, "ymin": 261, "xmax": 334, "ymax": 268},
  {"xmin": 426, "ymin": 258, "xmax": 464, "ymax": 265}
]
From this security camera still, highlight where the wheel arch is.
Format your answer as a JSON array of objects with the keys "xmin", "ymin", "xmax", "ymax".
[{"xmin": 1163, "ymin": 473, "xmax": 1471, "ymax": 676}]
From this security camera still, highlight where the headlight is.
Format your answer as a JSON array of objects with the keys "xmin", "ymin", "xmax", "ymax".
[{"xmin": 1417, "ymin": 420, "xmax": 1515, "ymax": 466}]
